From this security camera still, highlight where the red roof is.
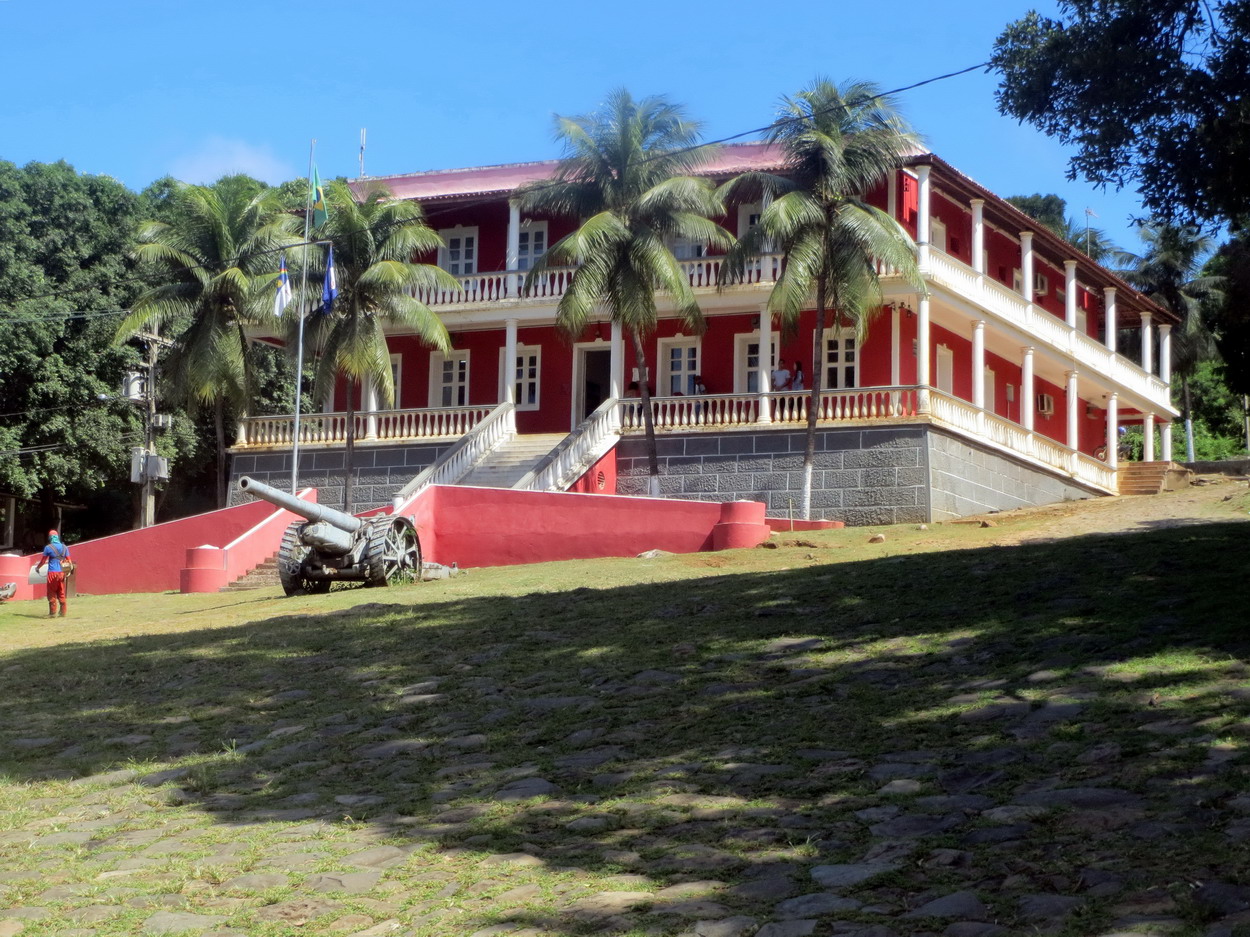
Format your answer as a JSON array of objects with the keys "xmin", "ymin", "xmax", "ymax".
[{"xmin": 354, "ymin": 142, "xmax": 795, "ymax": 202}]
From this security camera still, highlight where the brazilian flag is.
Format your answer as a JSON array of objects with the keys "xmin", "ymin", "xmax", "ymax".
[{"xmin": 310, "ymin": 165, "xmax": 328, "ymax": 227}]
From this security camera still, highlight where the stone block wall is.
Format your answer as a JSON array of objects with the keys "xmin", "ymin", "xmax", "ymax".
[
  {"xmin": 927, "ymin": 429, "xmax": 1098, "ymax": 519},
  {"xmin": 229, "ymin": 443, "xmax": 452, "ymax": 514},
  {"xmin": 615, "ymin": 426, "xmax": 931, "ymax": 526}
]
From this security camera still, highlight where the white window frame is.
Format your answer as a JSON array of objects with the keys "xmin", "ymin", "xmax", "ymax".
[
  {"xmin": 734, "ymin": 331, "xmax": 776, "ymax": 393},
  {"xmin": 388, "ymin": 353, "xmax": 402, "ymax": 409},
  {"xmin": 930, "ymin": 218, "xmax": 947, "ymax": 254},
  {"xmin": 984, "ymin": 366, "xmax": 996, "ymax": 413},
  {"xmin": 438, "ymin": 226, "xmax": 478, "ymax": 277},
  {"xmin": 429, "ymin": 349, "xmax": 469, "ymax": 408},
  {"xmin": 738, "ymin": 202, "xmax": 763, "ymax": 237},
  {"xmin": 1012, "ymin": 267, "xmax": 1024, "ymax": 294},
  {"xmin": 821, "ymin": 326, "xmax": 858, "ymax": 390},
  {"xmin": 517, "ymin": 221, "xmax": 548, "ymax": 273},
  {"xmin": 498, "ymin": 344, "xmax": 541, "ymax": 411},
  {"xmin": 658, "ymin": 336, "xmax": 701, "ymax": 396},
  {"xmin": 670, "ymin": 237, "xmax": 708, "ymax": 261},
  {"xmin": 936, "ymin": 345, "xmax": 954, "ymax": 394}
]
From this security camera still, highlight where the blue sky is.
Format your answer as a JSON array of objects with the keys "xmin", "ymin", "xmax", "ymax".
[{"xmin": 2, "ymin": 0, "xmax": 1148, "ymax": 251}]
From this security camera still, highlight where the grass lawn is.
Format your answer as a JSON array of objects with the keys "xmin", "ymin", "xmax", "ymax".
[{"xmin": 2, "ymin": 489, "xmax": 1249, "ymax": 937}]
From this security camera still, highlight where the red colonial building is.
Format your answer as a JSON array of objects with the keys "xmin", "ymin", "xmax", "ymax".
[{"xmin": 232, "ymin": 143, "xmax": 1179, "ymax": 525}]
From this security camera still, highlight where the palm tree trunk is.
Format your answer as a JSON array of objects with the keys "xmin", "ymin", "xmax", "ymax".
[
  {"xmin": 802, "ymin": 281, "xmax": 827, "ymax": 521},
  {"xmin": 1182, "ymin": 378, "xmax": 1195, "ymax": 462},
  {"xmin": 342, "ymin": 381, "xmax": 357, "ymax": 513},
  {"xmin": 629, "ymin": 329, "xmax": 661, "ymax": 497},
  {"xmin": 214, "ymin": 397, "xmax": 227, "ymax": 508}
]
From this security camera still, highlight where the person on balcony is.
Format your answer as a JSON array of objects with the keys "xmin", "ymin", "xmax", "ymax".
[
  {"xmin": 791, "ymin": 362, "xmax": 805, "ymax": 392},
  {"xmin": 771, "ymin": 362, "xmax": 791, "ymax": 391}
]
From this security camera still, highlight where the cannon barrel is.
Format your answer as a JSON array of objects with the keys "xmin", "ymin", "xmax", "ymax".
[{"xmin": 237, "ymin": 476, "xmax": 363, "ymax": 533}]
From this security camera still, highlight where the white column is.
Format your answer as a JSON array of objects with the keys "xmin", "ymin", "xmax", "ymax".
[
  {"xmin": 1143, "ymin": 412, "xmax": 1156, "ymax": 461},
  {"xmin": 1159, "ymin": 323, "xmax": 1172, "ymax": 383},
  {"xmin": 609, "ymin": 321, "xmax": 624, "ymax": 399},
  {"xmin": 1066, "ymin": 370, "xmax": 1080, "ymax": 454},
  {"xmin": 971, "ymin": 199, "xmax": 985, "ymax": 274},
  {"xmin": 917, "ymin": 295, "xmax": 931, "ymax": 412},
  {"xmin": 1106, "ymin": 393, "xmax": 1119, "ymax": 469},
  {"xmin": 504, "ymin": 318, "xmax": 518, "ymax": 405},
  {"xmin": 757, "ymin": 309, "xmax": 773, "ymax": 423},
  {"xmin": 915, "ymin": 165, "xmax": 931, "ymax": 270},
  {"xmin": 506, "ymin": 203, "xmax": 521, "ymax": 297},
  {"xmin": 890, "ymin": 304, "xmax": 901, "ymax": 386},
  {"xmin": 363, "ymin": 376, "xmax": 378, "ymax": 439},
  {"xmin": 1104, "ymin": 288, "xmax": 1118, "ymax": 354},
  {"xmin": 1064, "ymin": 260, "xmax": 1078, "ymax": 328},
  {"xmin": 1021, "ymin": 347, "xmax": 1035, "ymax": 433},
  {"xmin": 971, "ymin": 320, "xmax": 986, "ymax": 409},
  {"xmin": 887, "ymin": 171, "xmax": 898, "ymax": 220},
  {"xmin": 1140, "ymin": 312, "xmax": 1154, "ymax": 375},
  {"xmin": 1020, "ymin": 231, "xmax": 1035, "ymax": 303},
  {"xmin": 1160, "ymin": 421, "xmax": 1173, "ymax": 463}
]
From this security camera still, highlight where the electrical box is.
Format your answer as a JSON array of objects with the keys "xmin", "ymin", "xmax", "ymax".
[
  {"xmin": 152, "ymin": 413, "xmax": 173, "ymax": 429},
  {"xmin": 145, "ymin": 453, "xmax": 170, "ymax": 482},
  {"xmin": 130, "ymin": 447, "xmax": 146, "ymax": 483},
  {"xmin": 122, "ymin": 372, "xmax": 146, "ymax": 401}
]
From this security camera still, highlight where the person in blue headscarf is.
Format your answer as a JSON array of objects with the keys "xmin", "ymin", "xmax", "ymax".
[{"xmin": 35, "ymin": 529, "xmax": 71, "ymax": 618}]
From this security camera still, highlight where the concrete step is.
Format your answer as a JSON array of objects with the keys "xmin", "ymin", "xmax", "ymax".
[
  {"xmin": 221, "ymin": 553, "xmax": 281, "ymax": 592},
  {"xmin": 457, "ymin": 434, "xmax": 568, "ymax": 489}
]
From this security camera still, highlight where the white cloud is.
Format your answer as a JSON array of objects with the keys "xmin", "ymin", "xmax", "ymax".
[{"xmin": 169, "ymin": 138, "xmax": 296, "ymax": 186}]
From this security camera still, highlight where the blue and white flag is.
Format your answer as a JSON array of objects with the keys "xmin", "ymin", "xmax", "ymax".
[
  {"xmin": 322, "ymin": 244, "xmax": 338, "ymax": 313},
  {"xmin": 273, "ymin": 254, "xmax": 293, "ymax": 317}
]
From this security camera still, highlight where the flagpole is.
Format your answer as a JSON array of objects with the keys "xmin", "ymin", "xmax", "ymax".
[{"xmin": 290, "ymin": 139, "xmax": 316, "ymax": 495}]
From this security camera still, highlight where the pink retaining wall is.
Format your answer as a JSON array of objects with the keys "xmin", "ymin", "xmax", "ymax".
[
  {"xmin": 0, "ymin": 493, "xmax": 316, "ymax": 601},
  {"xmin": 403, "ymin": 486, "xmax": 770, "ymax": 569}
]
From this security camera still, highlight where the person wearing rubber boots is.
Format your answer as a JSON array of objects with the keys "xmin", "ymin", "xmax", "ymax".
[{"xmin": 35, "ymin": 529, "xmax": 71, "ymax": 618}]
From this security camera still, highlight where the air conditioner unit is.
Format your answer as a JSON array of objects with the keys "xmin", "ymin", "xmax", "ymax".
[
  {"xmin": 1036, "ymin": 393, "xmax": 1056, "ymax": 416},
  {"xmin": 1034, "ymin": 273, "xmax": 1050, "ymax": 296}
]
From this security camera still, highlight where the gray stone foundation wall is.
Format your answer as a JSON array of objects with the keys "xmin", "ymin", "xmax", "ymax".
[
  {"xmin": 927, "ymin": 429, "xmax": 1100, "ymax": 520},
  {"xmin": 229, "ymin": 443, "xmax": 452, "ymax": 513},
  {"xmin": 614, "ymin": 426, "xmax": 931, "ymax": 526}
]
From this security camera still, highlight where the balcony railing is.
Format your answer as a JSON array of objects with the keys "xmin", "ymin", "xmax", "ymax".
[
  {"xmin": 411, "ymin": 255, "xmax": 786, "ymax": 309},
  {"xmin": 235, "ymin": 405, "xmax": 494, "ymax": 449},
  {"xmin": 923, "ymin": 251, "xmax": 1171, "ymax": 412},
  {"xmin": 616, "ymin": 387, "xmax": 922, "ymax": 432}
]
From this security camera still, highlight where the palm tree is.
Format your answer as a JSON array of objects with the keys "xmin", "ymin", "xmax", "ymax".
[
  {"xmin": 722, "ymin": 79, "xmax": 923, "ymax": 519},
  {"xmin": 120, "ymin": 175, "xmax": 302, "ymax": 506},
  {"xmin": 516, "ymin": 89, "xmax": 733, "ymax": 496},
  {"xmin": 1117, "ymin": 221, "xmax": 1223, "ymax": 461},
  {"xmin": 302, "ymin": 180, "xmax": 457, "ymax": 512}
]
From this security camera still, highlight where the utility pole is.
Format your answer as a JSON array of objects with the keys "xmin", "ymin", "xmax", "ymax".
[{"xmin": 133, "ymin": 328, "xmax": 172, "ymax": 529}]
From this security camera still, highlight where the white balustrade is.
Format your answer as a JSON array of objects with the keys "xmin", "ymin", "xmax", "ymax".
[
  {"xmin": 395, "ymin": 402, "xmax": 516, "ymax": 502},
  {"xmin": 237, "ymin": 406, "xmax": 493, "ymax": 450},
  {"xmin": 925, "ymin": 251, "xmax": 1170, "ymax": 412},
  {"xmin": 617, "ymin": 388, "xmax": 920, "ymax": 432}
]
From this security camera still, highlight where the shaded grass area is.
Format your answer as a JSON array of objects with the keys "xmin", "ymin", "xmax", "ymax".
[{"xmin": 1, "ymin": 512, "xmax": 1249, "ymax": 936}]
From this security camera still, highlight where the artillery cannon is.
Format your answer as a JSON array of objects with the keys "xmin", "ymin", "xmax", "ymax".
[{"xmin": 236, "ymin": 476, "xmax": 421, "ymax": 595}]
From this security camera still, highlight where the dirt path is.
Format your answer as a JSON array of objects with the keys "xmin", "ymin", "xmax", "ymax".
[{"xmin": 965, "ymin": 472, "xmax": 1250, "ymax": 545}]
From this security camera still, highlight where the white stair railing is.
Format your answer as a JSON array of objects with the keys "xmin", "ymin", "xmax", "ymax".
[
  {"xmin": 515, "ymin": 398, "xmax": 621, "ymax": 492},
  {"xmin": 394, "ymin": 401, "xmax": 516, "ymax": 503}
]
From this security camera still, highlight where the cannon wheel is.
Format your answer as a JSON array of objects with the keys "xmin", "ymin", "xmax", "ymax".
[
  {"xmin": 277, "ymin": 521, "xmax": 331, "ymax": 596},
  {"xmin": 364, "ymin": 516, "xmax": 422, "ymax": 587}
]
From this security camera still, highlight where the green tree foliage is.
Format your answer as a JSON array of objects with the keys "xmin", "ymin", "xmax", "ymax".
[
  {"xmin": 721, "ymin": 79, "xmax": 922, "ymax": 518},
  {"xmin": 517, "ymin": 89, "xmax": 732, "ymax": 495},
  {"xmin": 1207, "ymin": 232, "xmax": 1250, "ymax": 396},
  {"xmin": 302, "ymin": 180, "xmax": 454, "ymax": 511},
  {"xmin": 992, "ymin": 2, "xmax": 1250, "ymax": 226},
  {"xmin": 120, "ymin": 175, "xmax": 303, "ymax": 507},
  {"xmin": 0, "ymin": 160, "xmax": 155, "ymax": 540}
]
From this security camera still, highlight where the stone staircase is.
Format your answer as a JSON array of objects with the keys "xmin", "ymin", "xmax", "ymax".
[
  {"xmin": 458, "ymin": 433, "xmax": 567, "ymax": 489},
  {"xmin": 1117, "ymin": 461, "xmax": 1193, "ymax": 496},
  {"xmin": 221, "ymin": 553, "xmax": 280, "ymax": 592}
]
